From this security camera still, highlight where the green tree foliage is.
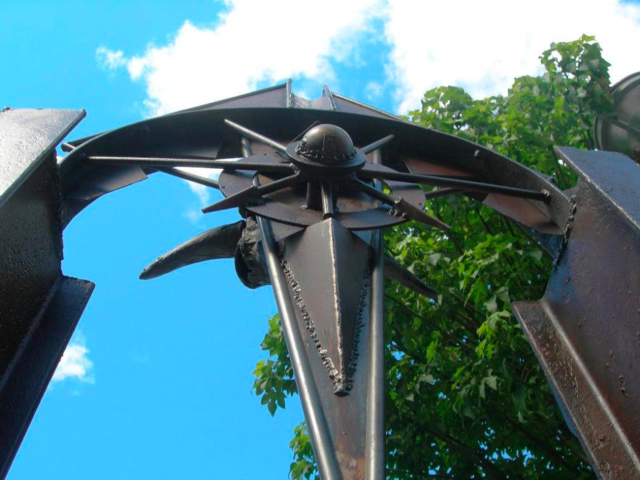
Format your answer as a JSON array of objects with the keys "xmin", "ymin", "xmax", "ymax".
[{"xmin": 253, "ymin": 35, "xmax": 612, "ymax": 478}]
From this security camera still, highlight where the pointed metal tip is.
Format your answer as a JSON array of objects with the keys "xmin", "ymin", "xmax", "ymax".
[
  {"xmin": 139, "ymin": 262, "xmax": 163, "ymax": 280},
  {"xmin": 201, "ymin": 198, "xmax": 243, "ymax": 214},
  {"xmin": 139, "ymin": 257, "xmax": 169, "ymax": 280},
  {"xmin": 390, "ymin": 197, "xmax": 451, "ymax": 232},
  {"xmin": 139, "ymin": 268, "xmax": 154, "ymax": 281},
  {"xmin": 384, "ymin": 255, "xmax": 438, "ymax": 299},
  {"xmin": 201, "ymin": 204, "xmax": 219, "ymax": 214},
  {"xmin": 202, "ymin": 191, "xmax": 254, "ymax": 213},
  {"xmin": 139, "ymin": 221, "xmax": 245, "ymax": 280},
  {"xmin": 432, "ymin": 217, "xmax": 452, "ymax": 232}
]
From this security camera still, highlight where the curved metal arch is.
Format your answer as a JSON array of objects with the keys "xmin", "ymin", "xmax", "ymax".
[{"xmin": 59, "ymin": 105, "xmax": 571, "ymax": 241}]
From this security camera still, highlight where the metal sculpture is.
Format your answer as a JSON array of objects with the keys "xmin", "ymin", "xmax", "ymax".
[
  {"xmin": 595, "ymin": 71, "xmax": 640, "ymax": 164},
  {"xmin": 1, "ymin": 81, "xmax": 639, "ymax": 479}
]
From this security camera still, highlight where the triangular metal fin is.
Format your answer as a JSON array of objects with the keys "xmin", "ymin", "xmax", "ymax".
[
  {"xmin": 275, "ymin": 218, "xmax": 375, "ymax": 478},
  {"xmin": 283, "ymin": 218, "xmax": 372, "ymax": 395}
]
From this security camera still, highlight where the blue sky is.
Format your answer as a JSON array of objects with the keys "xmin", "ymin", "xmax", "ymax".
[{"xmin": 3, "ymin": 1, "xmax": 640, "ymax": 479}]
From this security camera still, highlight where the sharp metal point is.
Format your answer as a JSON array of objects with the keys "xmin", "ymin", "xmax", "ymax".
[
  {"xmin": 202, "ymin": 185, "xmax": 260, "ymax": 213},
  {"xmin": 358, "ymin": 168, "xmax": 550, "ymax": 202},
  {"xmin": 389, "ymin": 197, "xmax": 451, "ymax": 231},
  {"xmin": 383, "ymin": 255, "xmax": 437, "ymax": 299},
  {"xmin": 350, "ymin": 179, "xmax": 450, "ymax": 231},
  {"xmin": 202, "ymin": 173, "xmax": 304, "ymax": 214}
]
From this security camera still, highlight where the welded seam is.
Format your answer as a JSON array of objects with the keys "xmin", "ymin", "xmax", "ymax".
[
  {"xmin": 279, "ymin": 247, "xmax": 371, "ymax": 396},
  {"xmin": 280, "ymin": 253, "xmax": 340, "ymax": 387}
]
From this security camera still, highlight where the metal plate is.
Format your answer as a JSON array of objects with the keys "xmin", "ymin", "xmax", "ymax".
[
  {"xmin": 513, "ymin": 147, "xmax": 640, "ymax": 479},
  {"xmin": 0, "ymin": 108, "xmax": 84, "ymax": 207}
]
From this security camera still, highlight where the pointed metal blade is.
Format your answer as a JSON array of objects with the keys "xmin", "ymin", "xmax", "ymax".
[
  {"xmin": 384, "ymin": 255, "xmax": 437, "ymax": 299},
  {"xmin": 140, "ymin": 220, "xmax": 245, "ymax": 279},
  {"xmin": 202, "ymin": 185, "xmax": 261, "ymax": 213},
  {"xmin": 389, "ymin": 197, "xmax": 451, "ymax": 231},
  {"xmin": 284, "ymin": 218, "xmax": 373, "ymax": 395},
  {"xmin": 202, "ymin": 173, "xmax": 304, "ymax": 214}
]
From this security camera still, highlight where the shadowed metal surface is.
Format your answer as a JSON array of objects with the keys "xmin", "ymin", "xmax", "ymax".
[
  {"xmin": 0, "ymin": 277, "xmax": 94, "ymax": 479},
  {"xmin": 0, "ymin": 109, "xmax": 83, "ymax": 205},
  {"xmin": 513, "ymin": 147, "xmax": 640, "ymax": 479},
  {"xmin": 0, "ymin": 109, "xmax": 94, "ymax": 478}
]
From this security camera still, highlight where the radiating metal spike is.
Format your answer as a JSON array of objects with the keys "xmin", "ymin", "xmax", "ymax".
[
  {"xmin": 389, "ymin": 198, "xmax": 451, "ymax": 232},
  {"xmin": 201, "ymin": 172, "xmax": 304, "ymax": 214},
  {"xmin": 351, "ymin": 179, "xmax": 451, "ymax": 231},
  {"xmin": 358, "ymin": 168, "xmax": 550, "ymax": 202},
  {"xmin": 384, "ymin": 255, "xmax": 437, "ymax": 299},
  {"xmin": 351, "ymin": 178, "xmax": 396, "ymax": 207},
  {"xmin": 292, "ymin": 121, "xmax": 321, "ymax": 142},
  {"xmin": 87, "ymin": 155, "xmax": 294, "ymax": 173}
]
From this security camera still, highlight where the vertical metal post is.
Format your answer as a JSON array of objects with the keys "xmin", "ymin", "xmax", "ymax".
[
  {"xmin": 257, "ymin": 217, "xmax": 342, "ymax": 480},
  {"xmin": 366, "ymin": 149, "xmax": 385, "ymax": 480},
  {"xmin": 0, "ymin": 109, "xmax": 93, "ymax": 479}
]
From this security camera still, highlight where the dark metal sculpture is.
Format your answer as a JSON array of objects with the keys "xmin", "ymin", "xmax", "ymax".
[
  {"xmin": 1, "ymin": 81, "xmax": 639, "ymax": 479},
  {"xmin": 595, "ymin": 72, "xmax": 640, "ymax": 164}
]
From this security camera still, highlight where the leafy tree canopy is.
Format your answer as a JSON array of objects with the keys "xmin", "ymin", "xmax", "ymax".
[{"xmin": 253, "ymin": 35, "xmax": 612, "ymax": 479}]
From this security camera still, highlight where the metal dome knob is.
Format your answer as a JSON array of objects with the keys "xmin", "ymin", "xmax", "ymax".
[{"xmin": 295, "ymin": 124, "xmax": 357, "ymax": 165}]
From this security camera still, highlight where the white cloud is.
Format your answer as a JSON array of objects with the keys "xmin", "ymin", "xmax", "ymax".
[
  {"xmin": 98, "ymin": 0, "xmax": 640, "ymax": 116},
  {"xmin": 52, "ymin": 334, "xmax": 94, "ymax": 384},
  {"xmin": 176, "ymin": 167, "xmax": 222, "ymax": 206},
  {"xmin": 96, "ymin": 47, "xmax": 128, "ymax": 70},
  {"xmin": 183, "ymin": 209, "xmax": 202, "ymax": 225},
  {"xmin": 383, "ymin": 0, "xmax": 640, "ymax": 112},
  {"xmin": 96, "ymin": 0, "xmax": 640, "ymax": 208},
  {"xmin": 97, "ymin": 0, "xmax": 382, "ymax": 115},
  {"xmin": 365, "ymin": 81, "xmax": 383, "ymax": 101}
]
